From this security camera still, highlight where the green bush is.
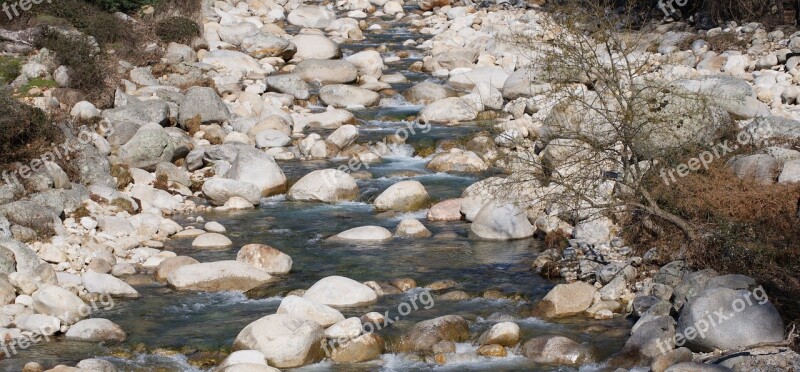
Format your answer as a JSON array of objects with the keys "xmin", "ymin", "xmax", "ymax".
[
  {"xmin": 37, "ymin": 0, "xmax": 131, "ymax": 45},
  {"xmin": 0, "ymin": 88, "xmax": 60, "ymax": 163},
  {"xmin": 155, "ymin": 16, "xmax": 201, "ymax": 44},
  {"xmin": 0, "ymin": 56, "xmax": 21, "ymax": 85},
  {"xmin": 33, "ymin": 28, "xmax": 107, "ymax": 100},
  {"xmin": 85, "ymin": 0, "xmax": 158, "ymax": 12}
]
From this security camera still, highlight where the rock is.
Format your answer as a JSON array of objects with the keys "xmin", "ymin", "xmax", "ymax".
[
  {"xmin": 17, "ymin": 314, "xmax": 60, "ymax": 334},
  {"xmin": 103, "ymin": 99, "xmax": 170, "ymax": 126},
  {"xmin": 729, "ymin": 154, "xmax": 779, "ymax": 184},
  {"xmin": 417, "ymin": 0, "xmax": 451, "ymax": 10},
  {"xmin": 294, "ymin": 59, "xmax": 358, "ymax": 85},
  {"xmin": 0, "ymin": 201, "xmax": 60, "ymax": 237},
  {"xmin": 652, "ymin": 347, "xmax": 693, "ymax": 372},
  {"xmin": 375, "ymin": 181, "xmax": 429, "ymax": 211},
  {"xmin": 331, "ymin": 226, "xmax": 392, "ymax": 241},
  {"xmin": 470, "ymin": 202, "xmax": 534, "ymax": 240},
  {"xmin": 621, "ymin": 316, "xmax": 677, "ymax": 361},
  {"xmin": 82, "ymin": 271, "xmax": 139, "ymax": 298},
  {"xmin": 397, "ymin": 315, "xmax": 470, "ymax": 352},
  {"xmin": 287, "ymin": 5, "xmax": 336, "ymax": 28},
  {"xmin": 502, "ymin": 67, "xmax": 542, "ymax": 100},
  {"xmin": 236, "ymin": 244, "xmax": 292, "ymax": 274},
  {"xmin": 427, "ymin": 198, "xmax": 464, "ymax": 221},
  {"xmin": 287, "ymin": 169, "xmax": 359, "ymax": 203},
  {"xmin": 303, "ymin": 276, "xmax": 377, "ymax": 307},
  {"xmin": 155, "ymin": 162, "xmax": 190, "ymax": 187},
  {"xmin": 179, "ymin": 86, "xmax": 230, "ymax": 125},
  {"xmin": 65, "ymin": 318, "xmax": 126, "ymax": 342},
  {"xmin": 326, "ymin": 124, "xmax": 359, "ymax": 149},
  {"xmin": 419, "ymin": 97, "xmax": 481, "ymax": 124},
  {"xmin": 233, "ymin": 313, "xmax": 325, "ymax": 368},
  {"xmin": 117, "ymin": 123, "xmax": 176, "ymax": 171},
  {"xmin": 319, "ymin": 84, "xmax": 380, "ymax": 108},
  {"xmin": 329, "ymin": 333, "xmax": 384, "ymax": 363},
  {"xmin": 403, "ymin": 81, "xmax": 455, "ymax": 104},
  {"xmin": 218, "ymin": 350, "xmax": 270, "ymax": 370},
  {"xmin": 448, "ymin": 67, "xmax": 509, "ymax": 91},
  {"xmin": 202, "ymin": 178, "xmax": 262, "ymax": 206},
  {"xmin": 204, "ymin": 221, "xmax": 226, "ymax": 233},
  {"xmin": 671, "ymin": 76, "xmax": 770, "ymax": 120},
  {"xmin": 477, "ymin": 344, "xmax": 507, "ymax": 357},
  {"xmin": 428, "ymin": 149, "xmax": 488, "ymax": 173},
  {"xmin": 478, "ymin": 322, "xmax": 520, "ymax": 347},
  {"xmin": 573, "ymin": 217, "xmax": 616, "ymax": 245},
  {"xmin": 32, "ymin": 285, "xmax": 86, "ymax": 325},
  {"xmin": 266, "ymin": 74, "xmax": 310, "ymax": 99},
  {"xmin": 522, "ymin": 335, "xmax": 592, "ymax": 366},
  {"xmin": 325, "ymin": 317, "xmax": 362, "ymax": 339},
  {"xmin": 70, "ymin": 101, "xmax": 100, "ymax": 120},
  {"xmin": 255, "ymin": 129, "xmax": 291, "ymax": 149},
  {"xmin": 536, "ymin": 282, "xmax": 597, "ymax": 318},
  {"xmin": 202, "ymin": 50, "xmax": 263, "ymax": 77},
  {"xmin": 0, "ymin": 237, "xmax": 40, "ymax": 273},
  {"xmin": 167, "ymin": 261, "xmax": 273, "ymax": 291},
  {"xmin": 345, "ymin": 50, "xmax": 384, "ymax": 78},
  {"xmin": 76, "ymin": 358, "xmax": 118, "ymax": 372},
  {"xmin": 778, "ymin": 159, "xmax": 800, "ymax": 183},
  {"xmin": 192, "ymin": 233, "xmax": 233, "ymax": 249},
  {"xmin": 155, "ymin": 256, "xmax": 199, "ymax": 283},
  {"xmin": 665, "ymin": 362, "xmax": 733, "ymax": 372},
  {"xmin": 225, "ymin": 148, "xmax": 287, "ymax": 196},
  {"xmin": 299, "ymin": 109, "xmax": 355, "ymax": 130},
  {"xmin": 677, "ymin": 288, "xmax": 783, "ymax": 351},
  {"xmin": 395, "ymin": 219, "xmax": 432, "ymax": 237},
  {"xmin": 292, "ymin": 34, "xmax": 341, "ymax": 60},
  {"xmin": 277, "ymin": 295, "xmax": 344, "ymax": 327},
  {"xmin": 97, "ymin": 216, "xmax": 134, "ymax": 237},
  {"xmin": 242, "ymin": 32, "xmax": 296, "ymax": 59}
]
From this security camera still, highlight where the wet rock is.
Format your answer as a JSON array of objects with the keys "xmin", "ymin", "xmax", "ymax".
[
  {"xmin": 375, "ymin": 180, "xmax": 429, "ymax": 211},
  {"xmin": 325, "ymin": 317, "xmax": 362, "ymax": 339},
  {"xmin": 478, "ymin": 321, "xmax": 520, "ymax": 347},
  {"xmin": 319, "ymin": 84, "xmax": 380, "ymax": 107},
  {"xmin": 477, "ymin": 344, "xmax": 507, "ymax": 357},
  {"xmin": 329, "ymin": 333, "xmax": 384, "ymax": 363},
  {"xmin": 192, "ymin": 233, "xmax": 233, "ymax": 249},
  {"xmin": 522, "ymin": 335, "xmax": 592, "ymax": 366},
  {"xmin": 303, "ymin": 276, "xmax": 377, "ymax": 307},
  {"xmin": 277, "ymin": 295, "xmax": 345, "ymax": 327},
  {"xmin": 427, "ymin": 198, "xmax": 464, "ymax": 221},
  {"xmin": 652, "ymin": 347, "xmax": 693, "ymax": 372},
  {"xmin": 439, "ymin": 290, "xmax": 469, "ymax": 300},
  {"xmin": 326, "ymin": 124, "xmax": 359, "ymax": 148},
  {"xmin": 75, "ymin": 358, "xmax": 118, "ymax": 372},
  {"xmin": 237, "ymin": 244, "xmax": 292, "ymax": 274},
  {"xmin": 677, "ymin": 288, "xmax": 783, "ymax": 351},
  {"xmin": 402, "ymin": 81, "xmax": 455, "ymax": 105},
  {"xmin": 397, "ymin": 315, "xmax": 470, "ymax": 352},
  {"xmin": 167, "ymin": 261, "xmax": 273, "ymax": 292},
  {"xmin": 65, "ymin": 318, "xmax": 126, "ymax": 342},
  {"xmin": 287, "ymin": 169, "xmax": 359, "ymax": 203},
  {"xmin": 233, "ymin": 313, "xmax": 325, "ymax": 368},
  {"xmin": 331, "ymin": 226, "xmax": 392, "ymax": 241},
  {"xmin": 395, "ymin": 219, "xmax": 432, "ymax": 237},
  {"xmin": 427, "ymin": 149, "xmax": 488, "ymax": 173},
  {"xmin": 470, "ymin": 202, "xmax": 534, "ymax": 240},
  {"xmin": 535, "ymin": 281, "xmax": 596, "ymax": 318}
]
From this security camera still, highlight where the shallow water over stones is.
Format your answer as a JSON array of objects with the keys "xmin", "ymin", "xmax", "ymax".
[{"xmin": 0, "ymin": 11, "xmax": 633, "ymax": 372}]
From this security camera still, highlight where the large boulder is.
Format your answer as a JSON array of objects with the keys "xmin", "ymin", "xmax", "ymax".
[
  {"xmin": 330, "ymin": 226, "xmax": 393, "ymax": 241},
  {"xmin": 502, "ymin": 67, "xmax": 542, "ymax": 100},
  {"xmin": 728, "ymin": 154, "xmax": 780, "ymax": 184},
  {"xmin": 671, "ymin": 75, "xmax": 771, "ymax": 120},
  {"xmin": 427, "ymin": 149, "xmax": 488, "ymax": 172},
  {"xmin": 287, "ymin": 5, "xmax": 336, "ymax": 28},
  {"xmin": 0, "ymin": 201, "xmax": 60, "ymax": 237},
  {"xmin": 155, "ymin": 256, "xmax": 199, "ymax": 283},
  {"xmin": 374, "ymin": 180, "xmax": 429, "ymax": 211},
  {"xmin": 166, "ymin": 261, "xmax": 273, "ymax": 291},
  {"xmin": 32, "ymin": 284, "xmax": 87, "ymax": 325},
  {"xmin": 326, "ymin": 125, "xmax": 358, "ymax": 148},
  {"xmin": 202, "ymin": 178, "xmax": 262, "ymax": 206},
  {"xmin": 192, "ymin": 233, "xmax": 233, "ymax": 249},
  {"xmin": 225, "ymin": 148, "xmax": 287, "ymax": 196},
  {"xmin": 319, "ymin": 85, "xmax": 380, "ymax": 108},
  {"xmin": 396, "ymin": 315, "xmax": 470, "ymax": 352},
  {"xmin": 330, "ymin": 334, "xmax": 384, "ymax": 363},
  {"xmin": 201, "ymin": 50, "xmax": 264, "ymax": 77},
  {"xmin": 233, "ymin": 314, "xmax": 325, "ymax": 368},
  {"xmin": 294, "ymin": 59, "xmax": 358, "ymax": 85},
  {"xmin": 448, "ymin": 66, "xmax": 509, "ymax": 91},
  {"xmin": 0, "ymin": 238, "xmax": 40, "ymax": 273},
  {"xmin": 237, "ymin": 244, "xmax": 292, "ymax": 274},
  {"xmin": 427, "ymin": 198, "xmax": 464, "ymax": 221},
  {"xmin": 303, "ymin": 276, "xmax": 377, "ymax": 307},
  {"xmin": 522, "ymin": 335, "xmax": 592, "ymax": 366},
  {"xmin": 470, "ymin": 202, "xmax": 534, "ymax": 240},
  {"xmin": 291, "ymin": 34, "xmax": 341, "ymax": 60},
  {"xmin": 478, "ymin": 322, "xmax": 520, "ymax": 347},
  {"xmin": 403, "ymin": 81, "xmax": 456, "ymax": 105},
  {"xmin": 179, "ymin": 86, "xmax": 231, "ymax": 125},
  {"xmin": 287, "ymin": 169, "xmax": 359, "ymax": 203},
  {"xmin": 677, "ymin": 288, "xmax": 784, "ymax": 351},
  {"xmin": 345, "ymin": 50, "xmax": 384, "ymax": 78},
  {"xmin": 242, "ymin": 32, "xmax": 296, "ymax": 60},
  {"xmin": 277, "ymin": 295, "xmax": 345, "ymax": 327},
  {"xmin": 266, "ymin": 74, "xmax": 310, "ymax": 100},
  {"xmin": 419, "ymin": 97, "xmax": 481, "ymax": 124},
  {"xmin": 535, "ymin": 282, "xmax": 597, "ymax": 318},
  {"xmin": 117, "ymin": 123, "xmax": 176, "ymax": 171},
  {"xmin": 102, "ymin": 99, "xmax": 170, "ymax": 126},
  {"xmin": 65, "ymin": 318, "xmax": 126, "ymax": 342}
]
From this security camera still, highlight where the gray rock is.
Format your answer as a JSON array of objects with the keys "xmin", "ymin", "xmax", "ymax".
[
  {"xmin": 294, "ymin": 59, "xmax": 358, "ymax": 85},
  {"xmin": 202, "ymin": 178, "xmax": 262, "ymax": 206},
  {"xmin": 470, "ymin": 202, "xmax": 534, "ymax": 240},
  {"xmin": 728, "ymin": 154, "xmax": 779, "ymax": 184},
  {"xmin": 242, "ymin": 32, "xmax": 296, "ymax": 59},
  {"xmin": 65, "ymin": 318, "xmax": 126, "ymax": 342},
  {"xmin": 402, "ymin": 81, "xmax": 456, "ymax": 104},
  {"xmin": 396, "ymin": 315, "xmax": 470, "ymax": 352},
  {"xmin": 671, "ymin": 76, "xmax": 770, "ymax": 120},
  {"xmin": 117, "ymin": 123, "xmax": 176, "ymax": 171},
  {"xmin": 179, "ymin": 86, "xmax": 231, "ymax": 125},
  {"xmin": 102, "ymin": 99, "xmax": 170, "ymax": 126},
  {"xmin": 155, "ymin": 162, "xmax": 190, "ymax": 187},
  {"xmin": 266, "ymin": 74, "xmax": 311, "ymax": 99},
  {"xmin": 0, "ymin": 201, "xmax": 60, "ymax": 237},
  {"xmin": 522, "ymin": 335, "xmax": 592, "ymax": 366},
  {"xmin": 319, "ymin": 84, "xmax": 379, "ymax": 108}
]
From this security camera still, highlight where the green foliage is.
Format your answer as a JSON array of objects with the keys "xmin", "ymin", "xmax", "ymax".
[
  {"xmin": 19, "ymin": 78, "xmax": 58, "ymax": 94},
  {"xmin": 155, "ymin": 16, "xmax": 201, "ymax": 44},
  {"xmin": 0, "ymin": 56, "xmax": 21, "ymax": 85},
  {"xmin": 33, "ymin": 28, "xmax": 107, "ymax": 99},
  {"xmin": 0, "ymin": 88, "xmax": 60, "ymax": 163},
  {"xmin": 84, "ymin": 0, "xmax": 158, "ymax": 12},
  {"xmin": 37, "ymin": 0, "xmax": 131, "ymax": 45}
]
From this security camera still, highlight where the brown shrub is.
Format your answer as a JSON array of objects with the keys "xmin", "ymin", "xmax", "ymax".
[
  {"xmin": 110, "ymin": 163, "xmax": 133, "ymax": 190},
  {"xmin": 0, "ymin": 88, "xmax": 60, "ymax": 164}
]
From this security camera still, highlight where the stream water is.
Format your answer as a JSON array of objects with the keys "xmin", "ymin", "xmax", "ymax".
[{"xmin": 0, "ymin": 8, "xmax": 632, "ymax": 371}]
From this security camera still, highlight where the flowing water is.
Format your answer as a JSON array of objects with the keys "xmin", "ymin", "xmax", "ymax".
[{"xmin": 0, "ymin": 9, "xmax": 633, "ymax": 372}]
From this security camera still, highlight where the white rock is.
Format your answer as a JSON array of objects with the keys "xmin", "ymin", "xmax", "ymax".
[
  {"xmin": 233, "ymin": 313, "xmax": 324, "ymax": 368},
  {"xmin": 277, "ymin": 295, "xmax": 345, "ymax": 327},
  {"xmin": 192, "ymin": 233, "xmax": 233, "ymax": 248},
  {"xmin": 287, "ymin": 169, "xmax": 359, "ymax": 203},
  {"xmin": 331, "ymin": 226, "xmax": 392, "ymax": 241},
  {"xmin": 303, "ymin": 276, "xmax": 377, "ymax": 307},
  {"xmin": 82, "ymin": 271, "xmax": 139, "ymax": 298}
]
